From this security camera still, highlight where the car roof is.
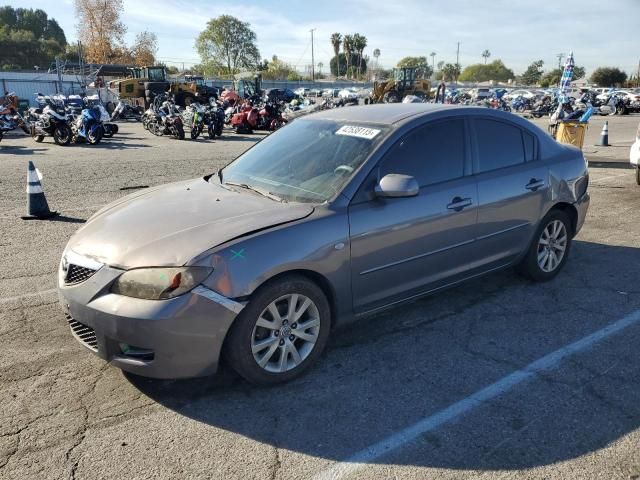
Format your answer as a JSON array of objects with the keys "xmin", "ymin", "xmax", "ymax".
[{"xmin": 305, "ymin": 103, "xmax": 454, "ymax": 125}]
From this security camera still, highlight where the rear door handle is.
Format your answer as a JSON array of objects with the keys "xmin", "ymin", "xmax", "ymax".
[
  {"xmin": 525, "ymin": 178, "xmax": 545, "ymax": 191},
  {"xmin": 447, "ymin": 197, "xmax": 473, "ymax": 211}
]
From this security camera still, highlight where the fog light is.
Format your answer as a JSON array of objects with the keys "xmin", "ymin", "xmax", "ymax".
[{"xmin": 119, "ymin": 343, "xmax": 154, "ymax": 361}]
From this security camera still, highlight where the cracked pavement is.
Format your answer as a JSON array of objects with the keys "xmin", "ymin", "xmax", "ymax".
[{"xmin": 1, "ymin": 114, "xmax": 639, "ymax": 479}]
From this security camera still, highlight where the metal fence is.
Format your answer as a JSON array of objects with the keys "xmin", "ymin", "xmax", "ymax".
[
  {"xmin": 1, "ymin": 72, "xmax": 83, "ymax": 107},
  {"xmin": 1, "ymin": 71, "xmax": 373, "ymax": 107}
]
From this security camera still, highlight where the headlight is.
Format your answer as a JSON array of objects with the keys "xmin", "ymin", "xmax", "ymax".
[{"xmin": 111, "ymin": 267, "xmax": 212, "ymax": 300}]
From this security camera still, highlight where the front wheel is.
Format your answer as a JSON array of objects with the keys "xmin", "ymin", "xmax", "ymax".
[
  {"xmin": 517, "ymin": 210, "xmax": 572, "ymax": 281},
  {"xmin": 225, "ymin": 275, "xmax": 331, "ymax": 385},
  {"xmin": 53, "ymin": 124, "xmax": 72, "ymax": 146},
  {"xmin": 174, "ymin": 124, "xmax": 185, "ymax": 140},
  {"xmin": 87, "ymin": 125, "xmax": 103, "ymax": 145},
  {"xmin": 33, "ymin": 133, "xmax": 45, "ymax": 143},
  {"xmin": 190, "ymin": 124, "xmax": 201, "ymax": 140}
]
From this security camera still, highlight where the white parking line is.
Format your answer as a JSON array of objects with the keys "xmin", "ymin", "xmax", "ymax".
[
  {"xmin": 313, "ymin": 308, "xmax": 640, "ymax": 480},
  {"xmin": 0, "ymin": 288, "xmax": 57, "ymax": 304},
  {"xmin": 590, "ymin": 172, "xmax": 629, "ymax": 184}
]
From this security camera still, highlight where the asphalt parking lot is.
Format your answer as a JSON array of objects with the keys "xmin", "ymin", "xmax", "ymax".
[{"xmin": 1, "ymin": 112, "xmax": 640, "ymax": 480}]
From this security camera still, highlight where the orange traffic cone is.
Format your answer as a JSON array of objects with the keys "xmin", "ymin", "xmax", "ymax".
[{"xmin": 21, "ymin": 161, "xmax": 57, "ymax": 220}]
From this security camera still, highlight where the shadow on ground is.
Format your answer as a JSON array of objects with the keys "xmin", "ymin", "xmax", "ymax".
[
  {"xmin": 0, "ymin": 145, "xmax": 47, "ymax": 155},
  {"xmin": 128, "ymin": 240, "xmax": 640, "ymax": 471}
]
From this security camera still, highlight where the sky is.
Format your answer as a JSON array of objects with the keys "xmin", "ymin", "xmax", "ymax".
[{"xmin": 4, "ymin": 0, "xmax": 640, "ymax": 77}]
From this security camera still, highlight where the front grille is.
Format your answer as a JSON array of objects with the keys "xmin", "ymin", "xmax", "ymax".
[
  {"xmin": 65, "ymin": 264, "xmax": 97, "ymax": 285},
  {"xmin": 66, "ymin": 314, "xmax": 98, "ymax": 352}
]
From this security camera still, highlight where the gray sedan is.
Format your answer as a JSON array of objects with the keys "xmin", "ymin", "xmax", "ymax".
[{"xmin": 58, "ymin": 104, "xmax": 590, "ymax": 385}]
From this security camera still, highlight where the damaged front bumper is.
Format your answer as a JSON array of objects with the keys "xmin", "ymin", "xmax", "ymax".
[{"xmin": 57, "ymin": 253, "xmax": 244, "ymax": 379}]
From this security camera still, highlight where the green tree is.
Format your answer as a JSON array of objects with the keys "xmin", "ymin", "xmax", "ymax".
[
  {"xmin": 519, "ymin": 60, "xmax": 544, "ymax": 86},
  {"xmin": 539, "ymin": 66, "xmax": 586, "ymax": 87},
  {"xmin": 196, "ymin": 15, "xmax": 260, "ymax": 76},
  {"xmin": 0, "ymin": 6, "xmax": 67, "ymax": 70},
  {"xmin": 458, "ymin": 60, "xmax": 514, "ymax": 83},
  {"xmin": 260, "ymin": 55, "xmax": 301, "ymax": 80},
  {"xmin": 441, "ymin": 63, "xmax": 461, "ymax": 82},
  {"xmin": 590, "ymin": 67, "xmax": 628, "ymax": 87},
  {"xmin": 352, "ymin": 33, "xmax": 367, "ymax": 79},
  {"xmin": 396, "ymin": 56, "xmax": 433, "ymax": 79}
]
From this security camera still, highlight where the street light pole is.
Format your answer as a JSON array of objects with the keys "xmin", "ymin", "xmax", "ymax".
[{"xmin": 310, "ymin": 28, "xmax": 316, "ymax": 81}]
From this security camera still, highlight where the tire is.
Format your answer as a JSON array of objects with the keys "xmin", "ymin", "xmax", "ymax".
[
  {"xmin": 53, "ymin": 124, "xmax": 72, "ymax": 146},
  {"xmin": 190, "ymin": 124, "xmax": 201, "ymax": 140},
  {"xmin": 87, "ymin": 125, "xmax": 103, "ymax": 145},
  {"xmin": 383, "ymin": 91, "xmax": 400, "ymax": 103},
  {"xmin": 33, "ymin": 134, "xmax": 45, "ymax": 143},
  {"xmin": 106, "ymin": 102, "xmax": 115, "ymax": 114},
  {"xmin": 174, "ymin": 124, "xmax": 185, "ymax": 140},
  {"xmin": 517, "ymin": 209, "xmax": 573, "ymax": 282},
  {"xmin": 224, "ymin": 275, "xmax": 331, "ymax": 385},
  {"xmin": 636, "ymin": 166, "xmax": 640, "ymax": 186}
]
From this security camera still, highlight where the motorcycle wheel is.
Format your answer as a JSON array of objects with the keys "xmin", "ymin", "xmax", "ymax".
[
  {"xmin": 616, "ymin": 105, "xmax": 626, "ymax": 115},
  {"xmin": 175, "ymin": 124, "xmax": 185, "ymax": 140},
  {"xmin": 87, "ymin": 126, "xmax": 104, "ymax": 145},
  {"xmin": 516, "ymin": 106, "xmax": 525, "ymax": 113},
  {"xmin": 53, "ymin": 124, "xmax": 72, "ymax": 146},
  {"xmin": 143, "ymin": 119, "xmax": 149, "ymax": 130},
  {"xmin": 532, "ymin": 112, "xmax": 542, "ymax": 118},
  {"xmin": 190, "ymin": 125, "xmax": 201, "ymax": 140},
  {"xmin": 33, "ymin": 133, "xmax": 45, "ymax": 143},
  {"xmin": 215, "ymin": 123, "xmax": 223, "ymax": 137}
]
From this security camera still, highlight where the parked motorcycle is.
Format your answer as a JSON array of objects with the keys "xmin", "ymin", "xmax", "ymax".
[
  {"xmin": 147, "ymin": 95, "xmax": 185, "ymax": 140},
  {"xmin": 511, "ymin": 96, "xmax": 532, "ymax": 113},
  {"xmin": 110, "ymin": 100, "xmax": 143, "ymax": 121},
  {"xmin": 71, "ymin": 105, "xmax": 105, "ymax": 144},
  {"xmin": 181, "ymin": 102, "xmax": 207, "ymax": 139},
  {"xmin": 231, "ymin": 100, "xmax": 259, "ymax": 134},
  {"xmin": 0, "ymin": 92, "xmax": 30, "ymax": 136},
  {"xmin": 83, "ymin": 95, "xmax": 119, "ymax": 137},
  {"xmin": 28, "ymin": 94, "xmax": 74, "ymax": 145},
  {"xmin": 205, "ymin": 98, "xmax": 225, "ymax": 138}
]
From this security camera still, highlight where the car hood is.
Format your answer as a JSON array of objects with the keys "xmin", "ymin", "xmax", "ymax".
[{"xmin": 66, "ymin": 178, "xmax": 314, "ymax": 269}]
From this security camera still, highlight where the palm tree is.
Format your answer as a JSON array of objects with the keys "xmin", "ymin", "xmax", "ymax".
[
  {"xmin": 429, "ymin": 51, "xmax": 436, "ymax": 78},
  {"xmin": 318, "ymin": 62, "xmax": 323, "ymax": 76},
  {"xmin": 482, "ymin": 49, "xmax": 491, "ymax": 64},
  {"xmin": 353, "ymin": 34, "xmax": 367, "ymax": 79},
  {"xmin": 373, "ymin": 48, "xmax": 380, "ymax": 80},
  {"xmin": 330, "ymin": 33, "xmax": 342, "ymax": 77},
  {"xmin": 343, "ymin": 35, "xmax": 354, "ymax": 79}
]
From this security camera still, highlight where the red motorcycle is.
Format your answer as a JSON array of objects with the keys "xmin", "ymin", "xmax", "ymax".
[
  {"xmin": 230, "ymin": 101, "xmax": 259, "ymax": 134},
  {"xmin": 231, "ymin": 100, "xmax": 288, "ymax": 134}
]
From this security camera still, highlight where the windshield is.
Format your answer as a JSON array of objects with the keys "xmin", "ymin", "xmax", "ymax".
[{"xmin": 220, "ymin": 119, "xmax": 388, "ymax": 203}]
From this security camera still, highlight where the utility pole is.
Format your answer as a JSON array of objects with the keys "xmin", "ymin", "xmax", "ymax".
[
  {"xmin": 455, "ymin": 42, "xmax": 460, "ymax": 84},
  {"xmin": 310, "ymin": 28, "xmax": 316, "ymax": 82}
]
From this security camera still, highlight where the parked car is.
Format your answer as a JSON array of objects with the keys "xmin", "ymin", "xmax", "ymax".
[
  {"xmin": 631, "ymin": 120, "xmax": 640, "ymax": 185},
  {"xmin": 323, "ymin": 88, "xmax": 340, "ymax": 98},
  {"xmin": 472, "ymin": 88, "xmax": 492, "ymax": 100},
  {"xmin": 338, "ymin": 89, "xmax": 359, "ymax": 102},
  {"xmin": 58, "ymin": 104, "xmax": 589, "ymax": 385},
  {"xmin": 504, "ymin": 89, "xmax": 538, "ymax": 101}
]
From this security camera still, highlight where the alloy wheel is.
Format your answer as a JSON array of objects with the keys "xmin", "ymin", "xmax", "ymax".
[
  {"xmin": 537, "ymin": 219, "xmax": 568, "ymax": 273},
  {"xmin": 250, "ymin": 294, "xmax": 320, "ymax": 373}
]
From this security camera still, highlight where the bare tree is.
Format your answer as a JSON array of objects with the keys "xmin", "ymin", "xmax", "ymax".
[
  {"xmin": 131, "ymin": 31, "xmax": 158, "ymax": 66},
  {"xmin": 74, "ymin": 0, "xmax": 126, "ymax": 63}
]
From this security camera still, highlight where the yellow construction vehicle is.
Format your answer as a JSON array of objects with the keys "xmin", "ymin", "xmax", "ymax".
[
  {"xmin": 369, "ymin": 67, "xmax": 431, "ymax": 103},
  {"xmin": 109, "ymin": 67, "xmax": 213, "ymax": 107}
]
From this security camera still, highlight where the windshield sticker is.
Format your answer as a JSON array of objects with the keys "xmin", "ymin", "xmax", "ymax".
[{"xmin": 335, "ymin": 125, "xmax": 381, "ymax": 140}]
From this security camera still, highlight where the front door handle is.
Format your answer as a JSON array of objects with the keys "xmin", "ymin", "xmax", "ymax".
[
  {"xmin": 447, "ymin": 197, "xmax": 473, "ymax": 212},
  {"xmin": 525, "ymin": 178, "xmax": 545, "ymax": 191}
]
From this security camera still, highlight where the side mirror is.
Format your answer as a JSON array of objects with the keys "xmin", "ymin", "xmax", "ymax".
[{"xmin": 374, "ymin": 174, "xmax": 419, "ymax": 198}]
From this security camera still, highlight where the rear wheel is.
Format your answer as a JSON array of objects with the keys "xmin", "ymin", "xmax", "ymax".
[
  {"xmin": 517, "ymin": 209, "xmax": 572, "ymax": 281},
  {"xmin": 33, "ymin": 133, "xmax": 45, "ymax": 143},
  {"xmin": 175, "ymin": 124, "xmax": 185, "ymax": 140},
  {"xmin": 225, "ymin": 275, "xmax": 331, "ymax": 385},
  {"xmin": 53, "ymin": 124, "xmax": 71, "ymax": 146}
]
